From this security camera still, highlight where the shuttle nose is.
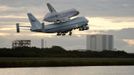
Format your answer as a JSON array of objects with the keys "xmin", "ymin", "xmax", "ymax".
[
  {"xmin": 44, "ymin": 16, "xmax": 49, "ymax": 21},
  {"xmin": 43, "ymin": 17, "xmax": 47, "ymax": 21},
  {"xmin": 43, "ymin": 13, "xmax": 50, "ymax": 21},
  {"xmin": 74, "ymin": 9, "xmax": 79, "ymax": 16},
  {"xmin": 76, "ymin": 11, "xmax": 80, "ymax": 15}
]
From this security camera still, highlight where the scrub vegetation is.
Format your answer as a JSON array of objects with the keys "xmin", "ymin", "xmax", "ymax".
[
  {"xmin": 0, "ymin": 46, "xmax": 134, "ymax": 58},
  {"xmin": 0, "ymin": 46, "xmax": 134, "ymax": 67}
]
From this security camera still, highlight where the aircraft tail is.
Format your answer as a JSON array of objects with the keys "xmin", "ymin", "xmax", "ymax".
[
  {"xmin": 47, "ymin": 3, "xmax": 56, "ymax": 13},
  {"xmin": 27, "ymin": 13, "xmax": 44, "ymax": 31}
]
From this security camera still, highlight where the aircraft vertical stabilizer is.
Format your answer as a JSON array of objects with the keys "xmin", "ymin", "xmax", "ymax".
[{"xmin": 27, "ymin": 13, "xmax": 42, "ymax": 30}]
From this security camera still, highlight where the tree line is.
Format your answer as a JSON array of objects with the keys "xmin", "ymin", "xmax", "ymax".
[{"xmin": 0, "ymin": 46, "xmax": 134, "ymax": 58}]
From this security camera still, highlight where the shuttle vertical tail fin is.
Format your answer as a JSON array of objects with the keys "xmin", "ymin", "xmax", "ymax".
[
  {"xmin": 47, "ymin": 3, "xmax": 57, "ymax": 13},
  {"xmin": 27, "ymin": 13, "xmax": 43, "ymax": 31}
]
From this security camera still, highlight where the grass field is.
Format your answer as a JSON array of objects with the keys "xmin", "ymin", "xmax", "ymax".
[{"xmin": 0, "ymin": 57, "xmax": 134, "ymax": 67}]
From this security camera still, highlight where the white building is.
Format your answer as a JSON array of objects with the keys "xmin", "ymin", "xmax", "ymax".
[{"xmin": 86, "ymin": 34, "xmax": 113, "ymax": 51}]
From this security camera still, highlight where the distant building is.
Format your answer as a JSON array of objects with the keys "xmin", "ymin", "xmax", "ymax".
[
  {"xmin": 12, "ymin": 40, "xmax": 31, "ymax": 48},
  {"xmin": 86, "ymin": 34, "xmax": 113, "ymax": 51},
  {"xmin": 41, "ymin": 39, "xmax": 44, "ymax": 48}
]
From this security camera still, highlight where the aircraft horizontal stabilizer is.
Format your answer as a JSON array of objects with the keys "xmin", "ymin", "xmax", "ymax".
[{"xmin": 16, "ymin": 23, "xmax": 31, "ymax": 33}]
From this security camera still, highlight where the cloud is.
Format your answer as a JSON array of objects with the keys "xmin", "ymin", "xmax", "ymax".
[
  {"xmin": 0, "ymin": 0, "xmax": 134, "ymax": 17},
  {"xmin": 101, "ymin": 28, "xmax": 134, "ymax": 52},
  {"xmin": 104, "ymin": 28, "xmax": 134, "ymax": 39},
  {"xmin": 0, "ymin": 33, "xmax": 10, "ymax": 36},
  {"xmin": 0, "ymin": 0, "xmax": 134, "ymax": 52},
  {"xmin": 123, "ymin": 39, "xmax": 134, "ymax": 46},
  {"xmin": 0, "ymin": 0, "xmax": 42, "ymax": 7},
  {"xmin": 1, "ymin": 0, "xmax": 134, "ymax": 27},
  {"xmin": 0, "ymin": 5, "xmax": 10, "ymax": 11},
  {"xmin": 87, "ymin": 17, "xmax": 134, "ymax": 31},
  {"xmin": 0, "ymin": 27, "xmax": 134, "ymax": 52}
]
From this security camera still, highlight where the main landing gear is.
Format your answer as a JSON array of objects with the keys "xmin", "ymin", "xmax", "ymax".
[
  {"xmin": 69, "ymin": 31, "xmax": 72, "ymax": 36},
  {"xmin": 57, "ymin": 32, "xmax": 66, "ymax": 36},
  {"xmin": 57, "ymin": 31, "xmax": 72, "ymax": 36},
  {"xmin": 79, "ymin": 26, "xmax": 89, "ymax": 31}
]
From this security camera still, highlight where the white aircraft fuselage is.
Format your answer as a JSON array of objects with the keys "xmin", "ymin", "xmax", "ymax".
[{"xmin": 28, "ymin": 13, "xmax": 88, "ymax": 34}]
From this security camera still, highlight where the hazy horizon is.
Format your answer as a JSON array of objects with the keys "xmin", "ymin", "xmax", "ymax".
[{"xmin": 0, "ymin": 0, "xmax": 134, "ymax": 52}]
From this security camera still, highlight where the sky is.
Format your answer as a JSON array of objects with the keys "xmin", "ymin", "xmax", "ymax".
[{"xmin": 0, "ymin": 0, "xmax": 134, "ymax": 52}]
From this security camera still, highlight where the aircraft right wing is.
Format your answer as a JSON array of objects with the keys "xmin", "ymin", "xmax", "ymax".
[{"xmin": 47, "ymin": 3, "xmax": 57, "ymax": 13}]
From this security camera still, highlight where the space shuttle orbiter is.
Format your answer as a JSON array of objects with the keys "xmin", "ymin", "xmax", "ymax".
[{"xmin": 43, "ymin": 3, "xmax": 79, "ymax": 23}]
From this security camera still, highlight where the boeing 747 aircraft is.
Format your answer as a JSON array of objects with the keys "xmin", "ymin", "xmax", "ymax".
[
  {"xmin": 44, "ymin": 3, "xmax": 79, "ymax": 23},
  {"xmin": 16, "ymin": 13, "xmax": 89, "ymax": 36}
]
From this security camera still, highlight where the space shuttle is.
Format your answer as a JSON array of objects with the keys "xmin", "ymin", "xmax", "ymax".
[
  {"xmin": 16, "ymin": 3, "xmax": 89, "ymax": 36},
  {"xmin": 43, "ymin": 3, "xmax": 79, "ymax": 23}
]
